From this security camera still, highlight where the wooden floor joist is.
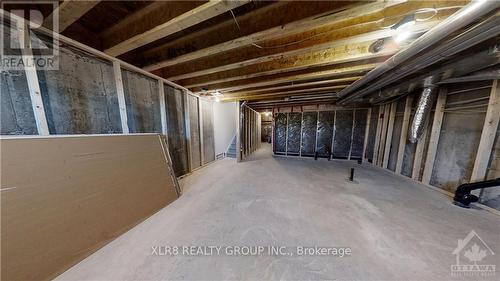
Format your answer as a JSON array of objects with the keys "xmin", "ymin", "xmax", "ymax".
[
  {"xmin": 104, "ymin": 0, "xmax": 250, "ymax": 56},
  {"xmin": 44, "ymin": 0, "xmax": 100, "ymax": 31}
]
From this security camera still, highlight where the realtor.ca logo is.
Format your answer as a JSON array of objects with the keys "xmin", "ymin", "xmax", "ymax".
[
  {"xmin": 451, "ymin": 230, "xmax": 496, "ymax": 277},
  {"xmin": 1, "ymin": 1, "xmax": 59, "ymax": 70}
]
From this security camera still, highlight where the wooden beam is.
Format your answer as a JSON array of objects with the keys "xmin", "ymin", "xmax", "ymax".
[
  {"xmin": 377, "ymin": 104, "xmax": 390, "ymax": 166},
  {"xmin": 395, "ymin": 95, "xmax": 413, "ymax": 174},
  {"xmin": 222, "ymin": 85, "xmax": 347, "ymax": 101},
  {"xmin": 383, "ymin": 102, "xmax": 397, "ymax": 168},
  {"xmin": 158, "ymin": 79, "xmax": 167, "ymax": 136},
  {"xmin": 412, "ymin": 128, "xmax": 428, "ymax": 181},
  {"xmin": 225, "ymin": 76, "xmax": 362, "ymax": 96},
  {"xmin": 213, "ymin": 68, "xmax": 372, "ymax": 94},
  {"xmin": 178, "ymin": 44, "xmax": 397, "ymax": 88},
  {"xmin": 44, "ymin": 0, "xmax": 100, "ymax": 31},
  {"xmin": 144, "ymin": 1, "xmax": 398, "ymax": 71},
  {"xmin": 164, "ymin": 24, "xmax": 406, "ymax": 80},
  {"xmin": 471, "ymin": 80, "xmax": 500, "ymax": 183},
  {"xmin": 422, "ymin": 88, "xmax": 447, "ymax": 184},
  {"xmin": 372, "ymin": 105, "xmax": 383, "ymax": 164},
  {"xmin": 113, "ymin": 61, "xmax": 129, "ymax": 134},
  {"xmin": 362, "ymin": 108, "xmax": 372, "ymax": 162},
  {"xmin": 20, "ymin": 23, "xmax": 49, "ymax": 135},
  {"xmin": 105, "ymin": 0, "xmax": 250, "ymax": 57}
]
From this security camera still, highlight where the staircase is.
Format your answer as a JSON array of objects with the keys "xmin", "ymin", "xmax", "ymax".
[{"xmin": 226, "ymin": 136, "xmax": 237, "ymax": 158}]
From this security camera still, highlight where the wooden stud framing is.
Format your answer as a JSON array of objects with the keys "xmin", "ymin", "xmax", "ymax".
[
  {"xmin": 382, "ymin": 102, "xmax": 397, "ymax": 168},
  {"xmin": 422, "ymin": 88, "xmax": 447, "ymax": 184},
  {"xmin": 412, "ymin": 128, "xmax": 428, "ymax": 181},
  {"xmin": 348, "ymin": 110, "xmax": 356, "ymax": 160},
  {"xmin": 236, "ymin": 102, "xmax": 242, "ymax": 162},
  {"xmin": 183, "ymin": 91, "xmax": 192, "ymax": 172},
  {"xmin": 372, "ymin": 105, "xmax": 383, "ymax": 164},
  {"xmin": 395, "ymin": 95, "xmax": 413, "ymax": 174},
  {"xmin": 112, "ymin": 61, "xmax": 129, "ymax": 134},
  {"xmin": 19, "ymin": 23, "xmax": 50, "ymax": 135},
  {"xmin": 158, "ymin": 79, "xmax": 167, "ymax": 135},
  {"xmin": 330, "ymin": 110, "xmax": 337, "ymax": 160},
  {"xmin": 471, "ymin": 80, "xmax": 500, "ymax": 183},
  {"xmin": 378, "ymin": 105, "xmax": 390, "ymax": 166},
  {"xmin": 198, "ymin": 98, "xmax": 205, "ymax": 165},
  {"xmin": 362, "ymin": 108, "xmax": 372, "ymax": 162}
]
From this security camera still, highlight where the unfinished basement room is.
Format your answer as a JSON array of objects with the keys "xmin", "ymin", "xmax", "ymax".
[{"xmin": 1, "ymin": 0, "xmax": 500, "ymax": 280}]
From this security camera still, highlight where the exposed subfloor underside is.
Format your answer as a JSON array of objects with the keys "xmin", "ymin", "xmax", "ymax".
[{"xmin": 57, "ymin": 144, "xmax": 499, "ymax": 280}]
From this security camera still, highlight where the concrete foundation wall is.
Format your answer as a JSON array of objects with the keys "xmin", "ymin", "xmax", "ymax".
[{"xmin": 371, "ymin": 81, "xmax": 499, "ymax": 210}]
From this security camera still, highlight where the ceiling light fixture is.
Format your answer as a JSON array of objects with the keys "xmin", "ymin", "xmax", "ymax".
[{"xmin": 393, "ymin": 14, "xmax": 416, "ymax": 44}]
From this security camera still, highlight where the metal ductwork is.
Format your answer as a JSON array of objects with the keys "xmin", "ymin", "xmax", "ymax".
[
  {"xmin": 337, "ymin": 0, "xmax": 500, "ymax": 104},
  {"xmin": 408, "ymin": 83, "xmax": 438, "ymax": 143}
]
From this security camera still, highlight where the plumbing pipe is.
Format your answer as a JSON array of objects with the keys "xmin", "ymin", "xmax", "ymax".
[{"xmin": 453, "ymin": 178, "xmax": 500, "ymax": 208}]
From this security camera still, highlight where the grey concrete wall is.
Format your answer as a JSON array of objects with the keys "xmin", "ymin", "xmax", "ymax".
[
  {"xmin": 201, "ymin": 99, "xmax": 215, "ymax": 164},
  {"xmin": 483, "ymin": 128, "xmax": 500, "ymax": 208},
  {"xmin": 37, "ymin": 48, "xmax": 122, "ymax": 134},
  {"xmin": 387, "ymin": 99, "xmax": 405, "ymax": 171},
  {"xmin": 122, "ymin": 69, "xmax": 161, "ymax": 133},
  {"xmin": 188, "ymin": 95, "xmax": 202, "ymax": 170},
  {"xmin": 165, "ymin": 86, "xmax": 188, "ymax": 177},
  {"xmin": 1, "ymin": 69, "xmax": 38, "ymax": 135},
  {"xmin": 366, "ymin": 107, "xmax": 379, "ymax": 162}
]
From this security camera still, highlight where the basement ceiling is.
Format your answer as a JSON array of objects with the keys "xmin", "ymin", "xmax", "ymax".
[{"xmin": 28, "ymin": 0, "xmax": 477, "ymax": 105}]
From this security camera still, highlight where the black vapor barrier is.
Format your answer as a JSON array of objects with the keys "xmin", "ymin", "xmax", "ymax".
[
  {"xmin": 350, "ymin": 109, "xmax": 368, "ymax": 159},
  {"xmin": 301, "ymin": 112, "xmax": 317, "ymax": 156},
  {"xmin": 333, "ymin": 110, "xmax": 353, "ymax": 159},
  {"xmin": 316, "ymin": 111, "xmax": 334, "ymax": 157},
  {"xmin": 165, "ymin": 86, "xmax": 188, "ymax": 177},
  {"xmin": 201, "ymin": 99, "xmax": 215, "ymax": 164},
  {"xmin": 274, "ymin": 113, "xmax": 287, "ymax": 154},
  {"xmin": 188, "ymin": 95, "xmax": 202, "ymax": 170},
  {"xmin": 286, "ymin": 113, "xmax": 302, "ymax": 155}
]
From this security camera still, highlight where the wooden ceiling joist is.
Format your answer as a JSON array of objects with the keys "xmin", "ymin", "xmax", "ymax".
[
  {"xmin": 182, "ymin": 46, "xmax": 394, "ymax": 89},
  {"xmin": 222, "ymin": 86, "xmax": 348, "ymax": 102},
  {"xmin": 44, "ymin": 0, "xmax": 100, "ymax": 31},
  {"xmin": 196, "ymin": 63, "xmax": 379, "ymax": 93},
  {"xmin": 143, "ymin": 1, "xmax": 400, "ymax": 71},
  {"xmin": 104, "ymin": 0, "xmax": 251, "ymax": 57},
  {"xmin": 224, "ymin": 77, "xmax": 363, "ymax": 96}
]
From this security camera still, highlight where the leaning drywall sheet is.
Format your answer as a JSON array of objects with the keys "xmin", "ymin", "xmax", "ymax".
[
  {"xmin": 351, "ymin": 109, "xmax": 368, "ymax": 159},
  {"xmin": 36, "ymin": 43, "xmax": 122, "ymax": 134},
  {"xmin": 366, "ymin": 107, "xmax": 379, "ymax": 162},
  {"xmin": 201, "ymin": 99, "xmax": 215, "ymax": 164},
  {"xmin": 301, "ymin": 112, "xmax": 317, "ymax": 156},
  {"xmin": 0, "ymin": 134, "xmax": 179, "ymax": 281},
  {"xmin": 122, "ymin": 69, "xmax": 161, "ymax": 133},
  {"xmin": 274, "ymin": 113, "xmax": 287, "ymax": 154},
  {"xmin": 165, "ymin": 86, "xmax": 188, "ymax": 176},
  {"xmin": 316, "ymin": 111, "xmax": 334, "ymax": 157},
  {"xmin": 286, "ymin": 113, "xmax": 301, "ymax": 155},
  {"xmin": 333, "ymin": 110, "xmax": 353, "ymax": 159},
  {"xmin": 188, "ymin": 95, "xmax": 202, "ymax": 169}
]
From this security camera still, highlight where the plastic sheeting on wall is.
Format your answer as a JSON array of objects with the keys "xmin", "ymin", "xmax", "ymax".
[
  {"xmin": 301, "ymin": 112, "xmax": 317, "ymax": 156},
  {"xmin": 274, "ymin": 113, "xmax": 287, "ymax": 153},
  {"xmin": 316, "ymin": 111, "xmax": 334, "ymax": 157},
  {"xmin": 35, "ymin": 41, "xmax": 122, "ymax": 134},
  {"xmin": 366, "ymin": 107, "xmax": 379, "ymax": 162},
  {"xmin": 201, "ymin": 99, "xmax": 215, "ymax": 164},
  {"xmin": 350, "ymin": 109, "xmax": 367, "ymax": 159},
  {"xmin": 286, "ymin": 113, "xmax": 301, "ymax": 155},
  {"xmin": 333, "ymin": 110, "xmax": 353, "ymax": 159},
  {"xmin": 188, "ymin": 94, "xmax": 202, "ymax": 170},
  {"xmin": 388, "ymin": 100, "xmax": 405, "ymax": 171},
  {"xmin": 165, "ymin": 86, "xmax": 188, "ymax": 177},
  {"xmin": 122, "ymin": 69, "xmax": 161, "ymax": 133}
]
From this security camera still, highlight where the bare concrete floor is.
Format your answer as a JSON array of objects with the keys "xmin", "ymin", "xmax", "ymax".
[{"xmin": 58, "ymin": 144, "xmax": 499, "ymax": 280}]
